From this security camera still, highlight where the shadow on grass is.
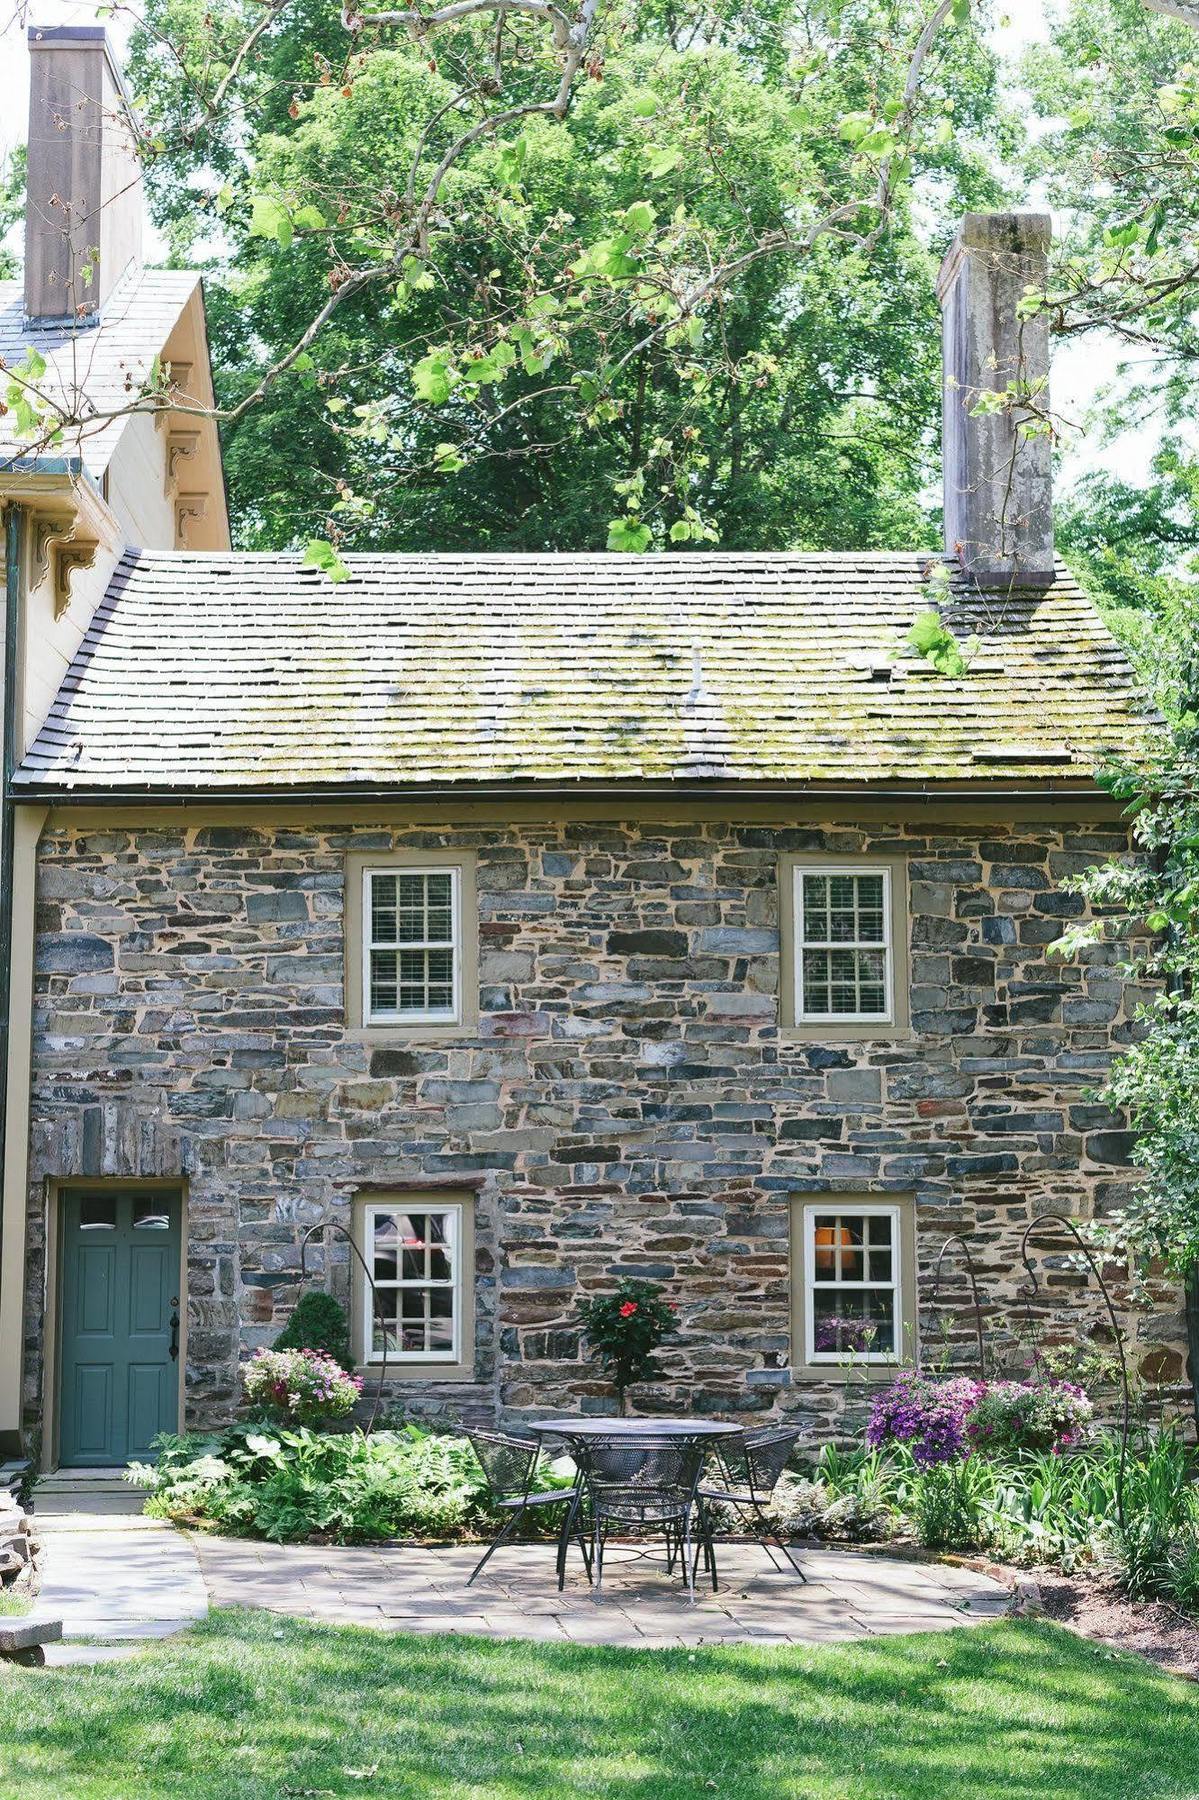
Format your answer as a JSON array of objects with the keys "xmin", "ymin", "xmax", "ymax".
[{"xmin": 0, "ymin": 1609, "xmax": 1195, "ymax": 1799}]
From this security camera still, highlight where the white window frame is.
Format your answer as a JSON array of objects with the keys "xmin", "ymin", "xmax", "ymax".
[
  {"xmin": 362, "ymin": 864, "xmax": 462, "ymax": 1027},
  {"xmin": 801, "ymin": 1201, "xmax": 903, "ymax": 1366},
  {"xmin": 362, "ymin": 1199, "xmax": 464, "ymax": 1365},
  {"xmin": 794, "ymin": 863, "xmax": 894, "ymax": 1026}
]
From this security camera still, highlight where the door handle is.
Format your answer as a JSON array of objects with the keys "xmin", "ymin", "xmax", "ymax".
[{"xmin": 169, "ymin": 1301, "xmax": 180, "ymax": 1362}]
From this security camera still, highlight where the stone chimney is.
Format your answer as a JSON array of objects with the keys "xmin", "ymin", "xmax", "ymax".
[
  {"xmin": 937, "ymin": 211, "xmax": 1054, "ymax": 588},
  {"xmin": 23, "ymin": 25, "xmax": 144, "ymax": 326}
]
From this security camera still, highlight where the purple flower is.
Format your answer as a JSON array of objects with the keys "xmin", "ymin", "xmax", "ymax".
[{"xmin": 867, "ymin": 1372, "xmax": 984, "ymax": 1468}]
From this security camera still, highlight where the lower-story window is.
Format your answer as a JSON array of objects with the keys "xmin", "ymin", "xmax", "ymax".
[
  {"xmin": 791, "ymin": 1197, "xmax": 916, "ymax": 1375},
  {"xmin": 354, "ymin": 1191, "xmax": 476, "ymax": 1379}
]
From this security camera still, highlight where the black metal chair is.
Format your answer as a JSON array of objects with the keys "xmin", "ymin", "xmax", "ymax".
[
  {"xmin": 570, "ymin": 1433, "xmax": 711, "ymax": 1602},
  {"xmin": 698, "ymin": 1425, "xmax": 807, "ymax": 1584},
  {"xmin": 465, "ymin": 1429, "xmax": 589, "ymax": 1587}
]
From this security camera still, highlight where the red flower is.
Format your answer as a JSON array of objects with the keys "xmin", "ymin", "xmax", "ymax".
[
  {"xmin": 667, "ymin": 1302, "xmax": 678, "ymax": 1312},
  {"xmin": 619, "ymin": 1301, "xmax": 638, "ymax": 1317}
]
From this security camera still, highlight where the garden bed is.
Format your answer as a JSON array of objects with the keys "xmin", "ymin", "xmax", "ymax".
[{"xmin": 1035, "ymin": 1569, "xmax": 1199, "ymax": 1682}]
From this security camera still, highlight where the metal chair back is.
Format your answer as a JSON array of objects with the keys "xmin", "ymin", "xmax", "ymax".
[
  {"xmin": 719, "ymin": 1426, "xmax": 802, "ymax": 1504},
  {"xmin": 466, "ymin": 1429, "xmax": 540, "ymax": 1505},
  {"xmin": 578, "ymin": 1433, "xmax": 705, "ymax": 1524}
]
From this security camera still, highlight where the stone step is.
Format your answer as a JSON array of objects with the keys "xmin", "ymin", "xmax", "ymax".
[
  {"xmin": 33, "ymin": 1469, "xmax": 149, "ymax": 1522},
  {"xmin": 35, "ymin": 1491, "xmax": 148, "ymax": 1521},
  {"xmin": 36, "ymin": 1467, "xmax": 146, "ymax": 1491}
]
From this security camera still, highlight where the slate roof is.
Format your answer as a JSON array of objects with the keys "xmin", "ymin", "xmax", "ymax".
[
  {"xmin": 0, "ymin": 267, "xmax": 200, "ymax": 479},
  {"xmin": 14, "ymin": 548, "xmax": 1147, "ymax": 795}
]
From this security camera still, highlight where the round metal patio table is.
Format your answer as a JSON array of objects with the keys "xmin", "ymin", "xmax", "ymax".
[
  {"xmin": 530, "ymin": 1418, "xmax": 739, "ymax": 1597},
  {"xmin": 529, "ymin": 1418, "xmax": 739, "ymax": 1442}
]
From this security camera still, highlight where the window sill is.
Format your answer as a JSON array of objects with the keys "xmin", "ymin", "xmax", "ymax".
[
  {"xmin": 346, "ymin": 1022, "xmax": 476, "ymax": 1044},
  {"xmin": 788, "ymin": 1360, "xmax": 909, "ymax": 1384},
  {"xmin": 355, "ymin": 1360, "xmax": 476, "ymax": 1385},
  {"xmin": 778, "ymin": 1024, "xmax": 916, "ymax": 1046}
]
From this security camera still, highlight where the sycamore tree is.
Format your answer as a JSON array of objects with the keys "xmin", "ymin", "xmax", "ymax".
[
  {"xmin": 1015, "ymin": 0, "xmax": 1199, "ymax": 1400},
  {"xmin": 1023, "ymin": 0, "xmax": 1199, "ymax": 415},
  {"xmin": 4, "ymin": 0, "xmax": 1006, "ymax": 562}
]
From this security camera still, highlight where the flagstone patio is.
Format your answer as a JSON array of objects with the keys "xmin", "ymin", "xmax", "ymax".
[{"xmin": 192, "ymin": 1536, "xmax": 1014, "ymax": 1648}]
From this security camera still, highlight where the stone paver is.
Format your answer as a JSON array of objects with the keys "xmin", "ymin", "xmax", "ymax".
[
  {"xmin": 193, "ymin": 1538, "xmax": 1012, "ymax": 1649},
  {"xmin": 29, "ymin": 1500, "xmax": 207, "ymax": 1663}
]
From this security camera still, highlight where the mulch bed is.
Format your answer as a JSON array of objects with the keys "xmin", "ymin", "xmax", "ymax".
[{"xmin": 1032, "ymin": 1569, "xmax": 1199, "ymax": 1681}]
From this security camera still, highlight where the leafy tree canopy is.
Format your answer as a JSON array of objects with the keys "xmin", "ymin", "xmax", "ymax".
[{"xmin": 119, "ymin": 0, "xmax": 1010, "ymax": 552}]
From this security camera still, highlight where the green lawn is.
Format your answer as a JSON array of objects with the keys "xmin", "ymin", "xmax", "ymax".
[{"xmin": 0, "ymin": 1610, "xmax": 1194, "ymax": 1799}]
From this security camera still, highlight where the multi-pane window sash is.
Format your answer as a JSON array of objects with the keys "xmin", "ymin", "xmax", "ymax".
[
  {"xmin": 803, "ymin": 1204, "xmax": 902, "ymax": 1364},
  {"xmin": 796, "ymin": 866, "xmax": 892, "ymax": 1022},
  {"xmin": 364, "ymin": 866, "xmax": 460, "ymax": 1024},
  {"xmin": 364, "ymin": 1204, "xmax": 461, "ymax": 1362}
]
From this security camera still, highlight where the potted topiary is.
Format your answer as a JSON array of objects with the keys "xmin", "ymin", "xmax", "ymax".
[
  {"xmin": 273, "ymin": 1290, "xmax": 355, "ymax": 1373},
  {"xmin": 576, "ymin": 1278, "xmax": 679, "ymax": 1414}
]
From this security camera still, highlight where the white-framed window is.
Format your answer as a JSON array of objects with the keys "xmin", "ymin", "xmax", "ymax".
[
  {"xmin": 800, "ymin": 1202, "xmax": 905, "ymax": 1364},
  {"xmin": 795, "ymin": 865, "xmax": 893, "ymax": 1024},
  {"xmin": 362, "ymin": 1201, "xmax": 463, "ymax": 1363},
  {"xmin": 363, "ymin": 865, "xmax": 461, "ymax": 1025}
]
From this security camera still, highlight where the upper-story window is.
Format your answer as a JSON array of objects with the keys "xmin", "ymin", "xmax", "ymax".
[
  {"xmin": 345, "ymin": 850, "xmax": 478, "ymax": 1038},
  {"xmin": 780, "ymin": 854, "xmax": 910, "ymax": 1038},
  {"xmin": 797, "ymin": 866, "xmax": 892, "ymax": 1022},
  {"xmin": 365, "ymin": 866, "xmax": 460, "ymax": 1025}
]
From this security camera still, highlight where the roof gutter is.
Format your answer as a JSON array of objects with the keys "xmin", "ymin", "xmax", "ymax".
[{"xmin": 9, "ymin": 778, "xmax": 1117, "ymax": 807}]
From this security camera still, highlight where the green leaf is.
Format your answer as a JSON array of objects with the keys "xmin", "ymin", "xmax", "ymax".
[
  {"xmin": 607, "ymin": 517, "xmax": 652, "ymax": 553},
  {"xmin": 248, "ymin": 194, "xmax": 292, "ymax": 250},
  {"xmin": 302, "ymin": 539, "xmax": 350, "ymax": 584},
  {"xmin": 838, "ymin": 111, "xmax": 873, "ymax": 144},
  {"xmin": 622, "ymin": 200, "xmax": 656, "ymax": 238},
  {"xmin": 412, "ymin": 352, "xmax": 453, "ymax": 405},
  {"xmin": 497, "ymin": 135, "xmax": 529, "ymax": 193},
  {"xmin": 292, "ymin": 203, "xmax": 326, "ymax": 232},
  {"xmin": 906, "ymin": 609, "xmax": 974, "ymax": 678},
  {"xmin": 629, "ymin": 90, "xmax": 658, "ymax": 117},
  {"xmin": 1145, "ymin": 205, "xmax": 1165, "ymax": 258},
  {"xmin": 1103, "ymin": 219, "xmax": 1141, "ymax": 250},
  {"xmin": 433, "ymin": 442, "xmax": 466, "ymax": 475},
  {"xmin": 646, "ymin": 146, "xmax": 682, "ymax": 179},
  {"xmin": 857, "ymin": 126, "xmax": 895, "ymax": 157}
]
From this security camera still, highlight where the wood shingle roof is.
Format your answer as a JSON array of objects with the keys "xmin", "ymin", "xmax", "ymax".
[
  {"xmin": 13, "ymin": 548, "xmax": 1147, "ymax": 795},
  {"xmin": 0, "ymin": 268, "xmax": 200, "ymax": 478}
]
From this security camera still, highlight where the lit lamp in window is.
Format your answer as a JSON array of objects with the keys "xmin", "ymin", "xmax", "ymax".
[{"xmin": 813, "ymin": 1220, "xmax": 853, "ymax": 1276}]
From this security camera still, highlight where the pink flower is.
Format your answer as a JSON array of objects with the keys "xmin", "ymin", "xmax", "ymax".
[{"xmin": 619, "ymin": 1301, "xmax": 638, "ymax": 1318}]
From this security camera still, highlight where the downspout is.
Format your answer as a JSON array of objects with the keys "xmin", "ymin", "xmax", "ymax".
[{"xmin": 0, "ymin": 505, "xmax": 22, "ymax": 1456}]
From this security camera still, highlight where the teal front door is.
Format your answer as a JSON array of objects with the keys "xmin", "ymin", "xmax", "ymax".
[{"xmin": 58, "ymin": 1191, "xmax": 182, "ymax": 1467}]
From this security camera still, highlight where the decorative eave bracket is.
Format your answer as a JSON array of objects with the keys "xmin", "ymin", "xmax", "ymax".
[
  {"xmin": 154, "ymin": 361, "xmax": 195, "ymax": 434},
  {"xmin": 29, "ymin": 512, "xmax": 99, "ymax": 619},
  {"xmin": 175, "ymin": 492, "xmax": 208, "ymax": 546},
  {"xmin": 164, "ymin": 429, "xmax": 201, "ymax": 499}
]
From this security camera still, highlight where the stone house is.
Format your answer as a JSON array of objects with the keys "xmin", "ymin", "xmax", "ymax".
[{"xmin": 0, "ymin": 30, "xmax": 1184, "ymax": 1472}]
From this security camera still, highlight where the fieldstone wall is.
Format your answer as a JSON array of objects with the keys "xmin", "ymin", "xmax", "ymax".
[{"xmin": 22, "ymin": 810, "xmax": 1188, "ymax": 1438}]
